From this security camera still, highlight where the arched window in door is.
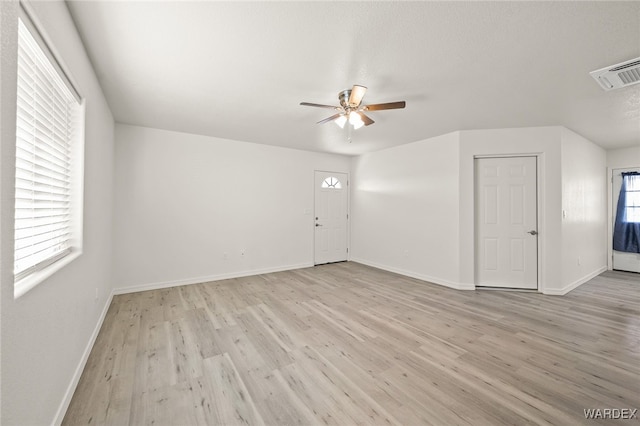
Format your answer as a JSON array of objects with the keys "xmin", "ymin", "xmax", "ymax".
[{"xmin": 321, "ymin": 176, "xmax": 342, "ymax": 189}]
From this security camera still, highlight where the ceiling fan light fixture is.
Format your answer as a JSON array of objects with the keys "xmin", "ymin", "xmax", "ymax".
[
  {"xmin": 349, "ymin": 112, "xmax": 364, "ymax": 129},
  {"xmin": 334, "ymin": 115, "xmax": 347, "ymax": 128}
]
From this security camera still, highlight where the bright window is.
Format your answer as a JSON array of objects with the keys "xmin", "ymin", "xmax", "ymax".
[
  {"xmin": 623, "ymin": 174, "xmax": 640, "ymax": 223},
  {"xmin": 321, "ymin": 176, "xmax": 342, "ymax": 189},
  {"xmin": 14, "ymin": 10, "xmax": 84, "ymax": 294}
]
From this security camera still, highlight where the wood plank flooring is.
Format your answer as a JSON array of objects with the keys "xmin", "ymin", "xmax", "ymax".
[{"xmin": 63, "ymin": 263, "xmax": 640, "ymax": 425}]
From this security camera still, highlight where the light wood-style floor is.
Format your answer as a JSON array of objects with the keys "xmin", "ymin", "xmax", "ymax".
[{"xmin": 63, "ymin": 263, "xmax": 640, "ymax": 425}]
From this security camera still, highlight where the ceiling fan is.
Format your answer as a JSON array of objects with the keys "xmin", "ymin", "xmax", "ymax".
[{"xmin": 300, "ymin": 85, "xmax": 406, "ymax": 129}]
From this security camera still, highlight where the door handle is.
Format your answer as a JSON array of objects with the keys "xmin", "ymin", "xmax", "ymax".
[
  {"xmin": 315, "ymin": 223, "xmax": 323, "ymax": 227},
  {"xmin": 527, "ymin": 230, "xmax": 538, "ymax": 236}
]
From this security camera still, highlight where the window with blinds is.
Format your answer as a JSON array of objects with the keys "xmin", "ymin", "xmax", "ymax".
[
  {"xmin": 622, "ymin": 174, "xmax": 640, "ymax": 223},
  {"xmin": 14, "ymin": 15, "xmax": 83, "ymax": 284}
]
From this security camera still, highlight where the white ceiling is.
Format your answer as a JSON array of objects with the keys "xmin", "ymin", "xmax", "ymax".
[{"xmin": 66, "ymin": 1, "xmax": 640, "ymax": 155}]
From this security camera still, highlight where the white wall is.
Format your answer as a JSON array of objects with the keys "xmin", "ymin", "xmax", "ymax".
[
  {"xmin": 113, "ymin": 124, "xmax": 350, "ymax": 291},
  {"xmin": 607, "ymin": 146, "xmax": 640, "ymax": 169},
  {"xmin": 459, "ymin": 127, "xmax": 563, "ymax": 293},
  {"xmin": 0, "ymin": 1, "xmax": 115, "ymax": 425},
  {"xmin": 351, "ymin": 126, "xmax": 607, "ymax": 294},
  {"xmin": 350, "ymin": 132, "xmax": 465, "ymax": 288},
  {"xmin": 560, "ymin": 128, "xmax": 607, "ymax": 291}
]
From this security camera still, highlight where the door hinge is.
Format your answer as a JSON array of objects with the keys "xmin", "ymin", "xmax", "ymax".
[{"xmin": 347, "ymin": 248, "xmax": 349, "ymax": 253}]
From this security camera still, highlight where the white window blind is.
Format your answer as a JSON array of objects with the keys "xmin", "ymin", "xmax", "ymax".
[{"xmin": 14, "ymin": 17, "xmax": 82, "ymax": 281}]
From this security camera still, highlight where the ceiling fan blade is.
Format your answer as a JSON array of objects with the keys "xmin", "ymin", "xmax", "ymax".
[
  {"xmin": 348, "ymin": 85, "xmax": 367, "ymax": 107},
  {"xmin": 364, "ymin": 101, "xmax": 406, "ymax": 111},
  {"xmin": 317, "ymin": 113, "xmax": 344, "ymax": 124},
  {"xmin": 300, "ymin": 102, "xmax": 340, "ymax": 109},
  {"xmin": 358, "ymin": 112, "xmax": 375, "ymax": 126}
]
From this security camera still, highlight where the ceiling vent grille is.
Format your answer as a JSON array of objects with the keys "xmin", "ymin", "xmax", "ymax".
[{"xmin": 590, "ymin": 57, "xmax": 640, "ymax": 91}]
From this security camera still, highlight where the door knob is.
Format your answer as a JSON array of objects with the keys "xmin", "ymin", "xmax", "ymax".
[{"xmin": 527, "ymin": 230, "xmax": 538, "ymax": 235}]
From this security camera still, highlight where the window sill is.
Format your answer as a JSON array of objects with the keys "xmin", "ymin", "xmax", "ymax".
[{"xmin": 14, "ymin": 250, "xmax": 83, "ymax": 299}]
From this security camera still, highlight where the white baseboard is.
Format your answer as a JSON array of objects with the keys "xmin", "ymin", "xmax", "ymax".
[
  {"xmin": 113, "ymin": 262, "xmax": 314, "ymax": 295},
  {"xmin": 53, "ymin": 289, "xmax": 115, "ymax": 426},
  {"xmin": 350, "ymin": 258, "xmax": 475, "ymax": 290},
  {"xmin": 543, "ymin": 266, "xmax": 607, "ymax": 295}
]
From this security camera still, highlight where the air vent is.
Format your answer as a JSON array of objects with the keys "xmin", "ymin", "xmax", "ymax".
[{"xmin": 590, "ymin": 57, "xmax": 640, "ymax": 91}]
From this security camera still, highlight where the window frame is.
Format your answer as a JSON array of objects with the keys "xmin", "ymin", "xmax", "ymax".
[{"xmin": 13, "ymin": 3, "xmax": 85, "ymax": 298}]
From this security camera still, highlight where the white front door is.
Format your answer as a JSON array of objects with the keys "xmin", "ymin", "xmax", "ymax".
[
  {"xmin": 314, "ymin": 171, "xmax": 348, "ymax": 265},
  {"xmin": 475, "ymin": 157, "xmax": 538, "ymax": 289},
  {"xmin": 612, "ymin": 167, "xmax": 640, "ymax": 273}
]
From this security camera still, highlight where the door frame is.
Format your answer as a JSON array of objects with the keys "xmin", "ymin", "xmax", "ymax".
[
  {"xmin": 473, "ymin": 154, "xmax": 543, "ymax": 291},
  {"xmin": 313, "ymin": 170, "xmax": 350, "ymax": 265},
  {"xmin": 608, "ymin": 166, "xmax": 640, "ymax": 271}
]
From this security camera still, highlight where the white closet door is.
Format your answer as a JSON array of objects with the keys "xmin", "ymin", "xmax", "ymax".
[{"xmin": 476, "ymin": 157, "xmax": 538, "ymax": 289}]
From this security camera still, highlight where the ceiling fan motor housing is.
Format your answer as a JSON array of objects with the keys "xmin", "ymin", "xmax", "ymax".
[{"xmin": 339, "ymin": 90, "xmax": 354, "ymax": 109}]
